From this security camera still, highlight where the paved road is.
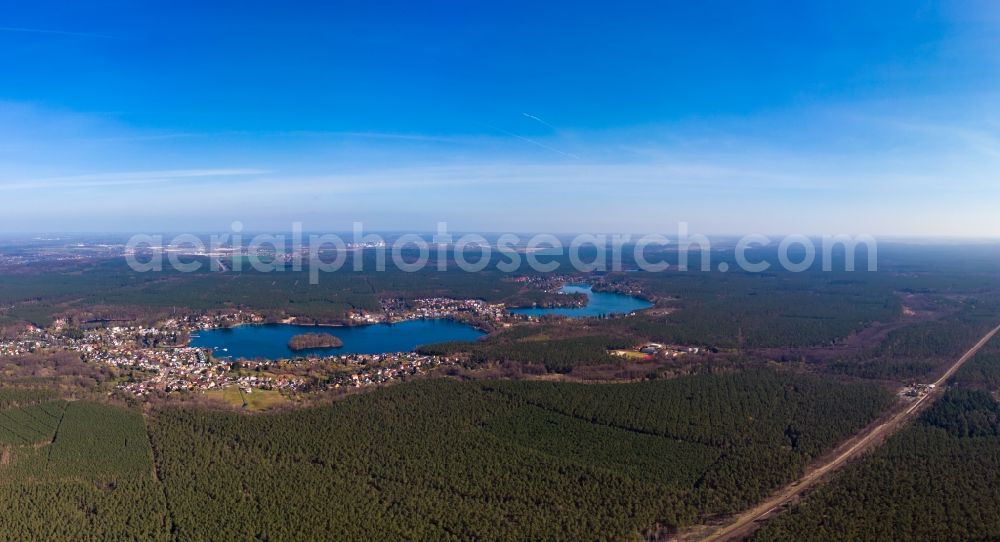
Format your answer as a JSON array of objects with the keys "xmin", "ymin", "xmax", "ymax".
[{"xmin": 688, "ymin": 323, "xmax": 1000, "ymax": 542}]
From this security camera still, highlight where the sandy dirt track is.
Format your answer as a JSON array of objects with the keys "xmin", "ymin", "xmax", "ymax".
[{"xmin": 672, "ymin": 322, "xmax": 1000, "ymax": 542}]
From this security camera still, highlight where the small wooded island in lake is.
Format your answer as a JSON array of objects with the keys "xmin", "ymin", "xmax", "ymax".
[{"xmin": 288, "ymin": 333, "xmax": 343, "ymax": 351}]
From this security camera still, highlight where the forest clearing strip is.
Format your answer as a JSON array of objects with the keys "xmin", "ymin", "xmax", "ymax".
[
  {"xmin": 44, "ymin": 402, "xmax": 69, "ymax": 471},
  {"xmin": 677, "ymin": 322, "xmax": 1000, "ymax": 542}
]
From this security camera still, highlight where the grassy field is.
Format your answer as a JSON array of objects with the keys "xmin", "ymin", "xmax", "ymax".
[
  {"xmin": 612, "ymin": 349, "xmax": 651, "ymax": 360},
  {"xmin": 203, "ymin": 387, "xmax": 290, "ymax": 411}
]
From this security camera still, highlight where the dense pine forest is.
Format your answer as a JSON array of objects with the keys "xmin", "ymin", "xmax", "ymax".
[
  {"xmin": 0, "ymin": 394, "xmax": 170, "ymax": 541},
  {"xmin": 0, "ymin": 370, "xmax": 890, "ymax": 540},
  {"xmin": 146, "ymin": 371, "xmax": 888, "ymax": 540},
  {"xmin": 754, "ymin": 337, "xmax": 1000, "ymax": 541}
]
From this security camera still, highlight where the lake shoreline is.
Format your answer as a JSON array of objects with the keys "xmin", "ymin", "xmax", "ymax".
[
  {"xmin": 190, "ymin": 318, "xmax": 486, "ymax": 361},
  {"xmin": 510, "ymin": 283, "xmax": 652, "ymax": 318}
]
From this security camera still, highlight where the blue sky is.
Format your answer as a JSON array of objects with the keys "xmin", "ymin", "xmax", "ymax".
[{"xmin": 1, "ymin": 1, "xmax": 998, "ymax": 235}]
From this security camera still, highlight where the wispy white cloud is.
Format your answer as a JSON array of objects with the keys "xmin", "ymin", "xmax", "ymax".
[
  {"xmin": 1, "ymin": 95, "xmax": 999, "ymax": 235},
  {"xmin": 0, "ymin": 26, "xmax": 115, "ymax": 39},
  {"xmin": 481, "ymin": 123, "xmax": 581, "ymax": 160},
  {"xmin": 0, "ymin": 169, "xmax": 268, "ymax": 190},
  {"xmin": 203, "ymin": 159, "xmax": 975, "ymax": 200},
  {"xmin": 75, "ymin": 132, "xmax": 204, "ymax": 143},
  {"xmin": 522, "ymin": 113, "xmax": 558, "ymax": 131},
  {"xmin": 880, "ymin": 118, "xmax": 1000, "ymax": 159}
]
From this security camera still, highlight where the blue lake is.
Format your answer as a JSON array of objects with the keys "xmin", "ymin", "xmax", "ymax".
[
  {"xmin": 510, "ymin": 283, "xmax": 652, "ymax": 318},
  {"xmin": 190, "ymin": 319, "xmax": 485, "ymax": 360}
]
